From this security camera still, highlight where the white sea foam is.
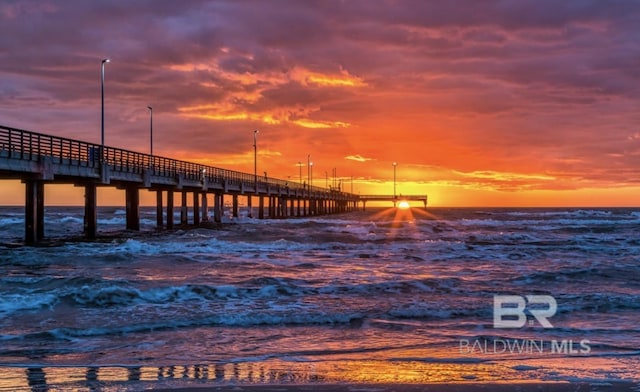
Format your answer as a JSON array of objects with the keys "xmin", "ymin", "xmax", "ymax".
[
  {"xmin": 0, "ymin": 217, "xmax": 23, "ymax": 226},
  {"xmin": 0, "ymin": 293, "xmax": 58, "ymax": 315}
]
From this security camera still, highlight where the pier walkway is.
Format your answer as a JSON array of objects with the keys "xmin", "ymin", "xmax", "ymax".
[{"xmin": 0, "ymin": 125, "xmax": 427, "ymax": 244}]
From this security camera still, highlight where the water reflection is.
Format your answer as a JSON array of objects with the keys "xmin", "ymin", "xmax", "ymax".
[
  {"xmin": 25, "ymin": 368, "xmax": 46, "ymax": 392},
  {"xmin": 2, "ymin": 362, "xmax": 332, "ymax": 391},
  {"xmin": 1, "ymin": 357, "xmax": 639, "ymax": 391}
]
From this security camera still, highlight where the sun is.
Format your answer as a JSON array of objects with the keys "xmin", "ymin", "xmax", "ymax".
[{"xmin": 397, "ymin": 200, "xmax": 410, "ymax": 210}]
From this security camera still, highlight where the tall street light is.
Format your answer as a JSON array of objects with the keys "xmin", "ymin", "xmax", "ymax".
[
  {"xmin": 100, "ymin": 58, "xmax": 110, "ymax": 159},
  {"xmin": 393, "ymin": 162, "xmax": 397, "ymax": 204},
  {"xmin": 307, "ymin": 154, "xmax": 311, "ymax": 188},
  {"xmin": 147, "ymin": 106, "xmax": 153, "ymax": 156},
  {"xmin": 147, "ymin": 106, "xmax": 153, "ymax": 169},
  {"xmin": 253, "ymin": 130, "xmax": 259, "ymax": 190},
  {"xmin": 298, "ymin": 161, "xmax": 302, "ymax": 184}
]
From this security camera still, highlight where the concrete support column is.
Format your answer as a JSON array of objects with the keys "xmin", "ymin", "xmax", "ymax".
[
  {"xmin": 25, "ymin": 180, "xmax": 37, "ymax": 244},
  {"xmin": 156, "ymin": 190, "xmax": 163, "ymax": 229},
  {"xmin": 193, "ymin": 192, "xmax": 200, "ymax": 225},
  {"xmin": 36, "ymin": 182, "xmax": 44, "ymax": 240},
  {"xmin": 232, "ymin": 194, "xmax": 239, "ymax": 218},
  {"xmin": 247, "ymin": 195, "xmax": 253, "ymax": 218},
  {"xmin": 296, "ymin": 198, "xmax": 301, "ymax": 217},
  {"xmin": 276, "ymin": 197, "xmax": 282, "ymax": 218},
  {"xmin": 201, "ymin": 192, "xmax": 209, "ymax": 222},
  {"xmin": 125, "ymin": 186, "xmax": 140, "ymax": 231},
  {"xmin": 181, "ymin": 191, "xmax": 188, "ymax": 225},
  {"xmin": 167, "ymin": 190, "xmax": 174, "ymax": 229},
  {"xmin": 84, "ymin": 182, "xmax": 97, "ymax": 239},
  {"xmin": 274, "ymin": 196, "xmax": 279, "ymax": 217},
  {"xmin": 24, "ymin": 180, "xmax": 44, "ymax": 244},
  {"xmin": 290, "ymin": 199, "xmax": 295, "ymax": 217},
  {"xmin": 258, "ymin": 196, "xmax": 265, "ymax": 219},
  {"xmin": 214, "ymin": 192, "xmax": 222, "ymax": 223}
]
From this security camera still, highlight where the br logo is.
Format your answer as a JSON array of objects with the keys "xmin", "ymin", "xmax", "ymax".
[{"xmin": 493, "ymin": 295, "xmax": 557, "ymax": 328}]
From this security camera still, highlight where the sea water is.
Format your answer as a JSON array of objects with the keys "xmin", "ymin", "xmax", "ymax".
[{"xmin": 0, "ymin": 206, "xmax": 639, "ymax": 390}]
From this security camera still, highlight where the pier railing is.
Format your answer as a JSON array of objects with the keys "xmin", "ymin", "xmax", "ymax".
[{"xmin": 0, "ymin": 124, "xmax": 340, "ymax": 195}]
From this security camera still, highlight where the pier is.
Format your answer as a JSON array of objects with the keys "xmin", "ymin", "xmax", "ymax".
[{"xmin": 0, "ymin": 125, "xmax": 427, "ymax": 244}]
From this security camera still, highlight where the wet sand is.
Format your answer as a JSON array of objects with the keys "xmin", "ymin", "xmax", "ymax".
[{"xmin": 156, "ymin": 382, "xmax": 639, "ymax": 392}]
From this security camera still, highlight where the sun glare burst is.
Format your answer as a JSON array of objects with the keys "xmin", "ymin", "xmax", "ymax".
[{"xmin": 397, "ymin": 200, "xmax": 410, "ymax": 209}]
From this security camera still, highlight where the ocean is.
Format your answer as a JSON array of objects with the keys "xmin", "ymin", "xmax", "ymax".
[{"xmin": 0, "ymin": 206, "xmax": 639, "ymax": 390}]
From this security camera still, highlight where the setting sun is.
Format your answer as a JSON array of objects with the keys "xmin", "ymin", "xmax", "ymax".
[{"xmin": 397, "ymin": 201, "xmax": 411, "ymax": 210}]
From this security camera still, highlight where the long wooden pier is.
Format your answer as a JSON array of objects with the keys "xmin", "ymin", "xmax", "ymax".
[{"xmin": 0, "ymin": 125, "xmax": 427, "ymax": 244}]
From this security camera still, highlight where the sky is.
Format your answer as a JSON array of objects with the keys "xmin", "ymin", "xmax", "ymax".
[{"xmin": 1, "ymin": 0, "xmax": 640, "ymax": 207}]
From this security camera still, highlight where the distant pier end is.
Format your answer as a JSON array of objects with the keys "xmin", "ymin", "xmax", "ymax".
[{"xmin": 358, "ymin": 194, "xmax": 428, "ymax": 211}]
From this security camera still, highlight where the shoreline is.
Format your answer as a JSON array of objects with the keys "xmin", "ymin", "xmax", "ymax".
[{"xmin": 154, "ymin": 382, "xmax": 640, "ymax": 392}]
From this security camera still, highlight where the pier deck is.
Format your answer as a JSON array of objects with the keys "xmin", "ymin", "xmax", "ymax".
[{"xmin": 0, "ymin": 124, "xmax": 426, "ymax": 243}]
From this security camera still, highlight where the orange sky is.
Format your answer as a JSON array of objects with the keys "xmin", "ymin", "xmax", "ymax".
[{"xmin": 1, "ymin": 1, "xmax": 640, "ymax": 206}]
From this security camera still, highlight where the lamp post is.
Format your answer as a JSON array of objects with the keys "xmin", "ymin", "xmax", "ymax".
[
  {"xmin": 147, "ymin": 106, "xmax": 153, "ymax": 168},
  {"xmin": 253, "ymin": 130, "xmax": 259, "ymax": 189},
  {"xmin": 100, "ymin": 58, "xmax": 110, "ymax": 159},
  {"xmin": 393, "ymin": 162, "xmax": 397, "ymax": 205},
  {"xmin": 310, "ymin": 161, "xmax": 313, "ymax": 188},
  {"xmin": 147, "ymin": 106, "xmax": 153, "ymax": 156},
  {"xmin": 307, "ymin": 154, "xmax": 311, "ymax": 188}
]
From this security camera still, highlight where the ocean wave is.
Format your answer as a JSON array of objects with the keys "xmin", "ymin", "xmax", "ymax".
[
  {"xmin": 0, "ymin": 217, "xmax": 23, "ymax": 226},
  {"xmin": 5, "ymin": 311, "xmax": 366, "ymax": 341},
  {"xmin": 2, "ymin": 275, "xmax": 471, "ymax": 314},
  {"xmin": 0, "ymin": 293, "xmax": 58, "ymax": 315},
  {"xmin": 58, "ymin": 216, "xmax": 84, "ymax": 224},
  {"xmin": 458, "ymin": 217, "xmax": 640, "ymax": 229},
  {"xmin": 563, "ymin": 293, "xmax": 640, "ymax": 312},
  {"xmin": 504, "ymin": 210, "xmax": 615, "ymax": 218},
  {"xmin": 387, "ymin": 306, "xmax": 488, "ymax": 320},
  {"xmin": 512, "ymin": 266, "xmax": 640, "ymax": 286},
  {"xmin": 65, "ymin": 283, "xmax": 256, "ymax": 307}
]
